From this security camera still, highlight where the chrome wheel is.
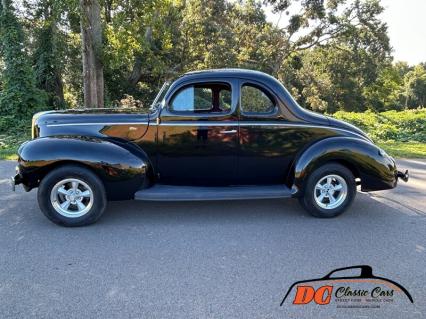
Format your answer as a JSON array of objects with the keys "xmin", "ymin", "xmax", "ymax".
[
  {"xmin": 50, "ymin": 178, "xmax": 94, "ymax": 218},
  {"xmin": 314, "ymin": 174, "xmax": 348, "ymax": 210}
]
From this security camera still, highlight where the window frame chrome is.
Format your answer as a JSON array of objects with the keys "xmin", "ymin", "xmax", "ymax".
[
  {"xmin": 238, "ymin": 79, "xmax": 279, "ymax": 118},
  {"xmin": 162, "ymin": 78, "xmax": 238, "ymax": 119}
]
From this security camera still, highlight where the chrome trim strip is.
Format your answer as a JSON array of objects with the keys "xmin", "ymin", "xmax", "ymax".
[
  {"xmin": 46, "ymin": 122, "xmax": 149, "ymax": 127},
  {"xmin": 45, "ymin": 121, "xmax": 369, "ymax": 141},
  {"xmin": 155, "ymin": 122, "xmax": 368, "ymax": 140},
  {"xmin": 156, "ymin": 122, "xmax": 238, "ymax": 126}
]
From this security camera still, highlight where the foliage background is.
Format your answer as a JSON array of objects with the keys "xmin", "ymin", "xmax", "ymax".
[{"xmin": 0, "ymin": 0, "xmax": 425, "ymax": 158}]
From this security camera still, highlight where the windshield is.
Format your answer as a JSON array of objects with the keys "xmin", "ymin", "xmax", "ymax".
[{"xmin": 150, "ymin": 81, "xmax": 171, "ymax": 111}]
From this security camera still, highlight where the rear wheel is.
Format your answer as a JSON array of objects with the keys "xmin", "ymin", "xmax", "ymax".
[
  {"xmin": 298, "ymin": 163, "xmax": 356, "ymax": 218},
  {"xmin": 38, "ymin": 165, "xmax": 107, "ymax": 226}
]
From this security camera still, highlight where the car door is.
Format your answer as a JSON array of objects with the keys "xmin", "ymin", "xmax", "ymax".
[
  {"xmin": 237, "ymin": 80, "xmax": 292, "ymax": 185},
  {"xmin": 156, "ymin": 79, "xmax": 239, "ymax": 185}
]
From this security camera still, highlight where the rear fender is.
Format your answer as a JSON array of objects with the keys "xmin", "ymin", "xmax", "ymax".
[
  {"xmin": 291, "ymin": 137, "xmax": 397, "ymax": 195},
  {"xmin": 17, "ymin": 136, "xmax": 150, "ymax": 200}
]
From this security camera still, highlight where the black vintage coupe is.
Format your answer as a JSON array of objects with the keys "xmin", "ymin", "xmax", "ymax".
[{"xmin": 11, "ymin": 69, "xmax": 409, "ymax": 226}]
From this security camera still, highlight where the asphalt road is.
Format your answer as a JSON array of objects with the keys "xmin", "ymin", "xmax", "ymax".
[{"xmin": 0, "ymin": 159, "xmax": 425, "ymax": 319}]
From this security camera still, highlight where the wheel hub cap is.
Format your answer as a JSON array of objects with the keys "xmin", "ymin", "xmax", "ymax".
[
  {"xmin": 50, "ymin": 178, "xmax": 94, "ymax": 218},
  {"xmin": 314, "ymin": 174, "xmax": 348, "ymax": 210}
]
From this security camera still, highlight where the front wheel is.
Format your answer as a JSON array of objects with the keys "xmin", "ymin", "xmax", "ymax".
[
  {"xmin": 298, "ymin": 163, "xmax": 356, "ymax": 218},
  {"xmin": 37, "ymin": 165, "xmax": 107, "ymax": 226}
]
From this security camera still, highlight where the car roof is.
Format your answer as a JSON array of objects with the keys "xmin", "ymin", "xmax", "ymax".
[
  {"xmin": 181, "ymin": 68, "xmax": 275, "ymax": 81},
  {"xmin": 184, "ymin": 68, "xmax": 264, "ymax": 76},
  {"xmin": 166, "ymin": 68, "xmax": 327, "ymax": 124},
  {"xmin": 177, "ymin": 68, "xmax": 283, "ymax": 91}
]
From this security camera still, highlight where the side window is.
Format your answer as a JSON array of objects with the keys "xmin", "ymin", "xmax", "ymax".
[
  {"xmin": 170, "ymin": 83, "xmax": 231, "ymax": 113},
  {"xmin": 219, "ymin": 89, "xmax": 232, "ymax": 111},
  {"xmin": 241, "ymin": 84, "xmax": 275, "ymax": 113}
]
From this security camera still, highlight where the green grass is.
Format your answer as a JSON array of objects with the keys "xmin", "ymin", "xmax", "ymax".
[
  {"xmin": 0, "ymin": 147, "xmax": 18, "ymax": 160},
  {"xmin": 0, "ymin": 130, "xmax": 29, "ymax": 160},
  {"xmin": 0, "ymin": 117, "xmax": 31, "ymax": 160}
]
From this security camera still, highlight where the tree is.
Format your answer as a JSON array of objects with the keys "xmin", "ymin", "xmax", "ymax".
[
  {"xmin": 0, "ymin": 0, "xmax": 46, "ymax": 121},
  {"xmin": 403, "ymin": 65, "xmax": 426, "ymax": 108},
  {"xmin": 101, "ymin": 0, "xmax": 184, "ymax": 105},
  {"xmin": 80, "ymin": 0, "xmax": 104, "ymax": 108},
  {"xmin": 229, "ymin": 0, "xmax": 280, "ymax": 72},
  {"xmin": 270, "ymin": 0, "xmax": 391, "ymax": 112},
  {"xmin": 179, "ymin": 0, "xmax": 237, "ymax": 69},
  {"xmin": 29, "ymin": 0, "xmax": 66, "ymax": 108},
  {"xmin": 1, "ymin": 0, "xmax": 422, "ymax": 114},
  {"xmin": 266, "ymin": 0, "xmax": 390, "ymax": 76},
  {"xmin": 362, "ymin": 64, "xmax": 405, "ymax": 111}
]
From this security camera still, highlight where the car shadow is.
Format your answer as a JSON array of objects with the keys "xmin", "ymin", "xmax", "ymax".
[
  {"xmin": 101, "ymin": 197, "xmax": 305, "ymax": 225},
  {"xmin": 98, "ymin": 191, "xmax": 414, "ymax": 227}
]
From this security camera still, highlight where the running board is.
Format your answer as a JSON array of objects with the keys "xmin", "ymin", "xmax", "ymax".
[{"xmin": 134, "ymin": 185, "xmax": 293, "ymax": 201}]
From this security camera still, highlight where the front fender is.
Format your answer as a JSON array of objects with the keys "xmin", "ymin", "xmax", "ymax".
[
  {"xmin": 291, "ymin": 137, "xmax": 397, "ymax": 195},
  {"xmin": 17, "ymin": 136, "xmax": 149, "ymax": 200}
]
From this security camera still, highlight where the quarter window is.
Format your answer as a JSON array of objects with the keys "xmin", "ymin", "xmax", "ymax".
[
  {"xmin": 241, "ymin": 84, "xmax": 275, "ymax": 113},
  {"xmin": 170, "ymin": 83, "xmax": 231, "ymax": 113}
]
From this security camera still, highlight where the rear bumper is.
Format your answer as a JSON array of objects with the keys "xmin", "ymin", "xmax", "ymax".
[
  {"xmin": 396, "ymin": 169, "xmax": 409, "ymax": 183},
  {"xmin": 358, "ymin": 159, "xmax": 408, "ymax": 192}
]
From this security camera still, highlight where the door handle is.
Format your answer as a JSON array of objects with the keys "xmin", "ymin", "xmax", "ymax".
[{"xmin": 220, "ymin": 129, "xmax": 237, "ymax": 134}]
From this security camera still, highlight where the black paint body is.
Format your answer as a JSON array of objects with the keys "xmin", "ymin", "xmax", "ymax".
[{"xmin": 16, "ymin": 69, "xmax": 400, "ymax": 200}]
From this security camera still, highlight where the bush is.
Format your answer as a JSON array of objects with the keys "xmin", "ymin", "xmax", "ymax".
[
  {"xmin": 332, "ymin": 108, "xmax": 426, "ymax": 143},
  {"xmin": 0, "ymin": 1, "xmax": 47, "ymax": 124},
  {"xmin": 0, "ymin": 115, "xmax": 30, "ymax": 160}
]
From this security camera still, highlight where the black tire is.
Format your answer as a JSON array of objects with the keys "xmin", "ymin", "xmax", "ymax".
[
  {"xmin": 37, "ymin": 164, "xmax": 107, "ymax": 226},
  {"xmin": 298, "ymin": 163, "xmax": 356, "ymax": 218}
]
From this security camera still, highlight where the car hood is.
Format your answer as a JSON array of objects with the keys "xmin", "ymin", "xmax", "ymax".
[
  {"xmin": 33, "ymin": 108, "xmax": 150, "ymax": 126},
  {"xmin": 31, "ymin": 108, "xmax": 152, "ymax": 140}
]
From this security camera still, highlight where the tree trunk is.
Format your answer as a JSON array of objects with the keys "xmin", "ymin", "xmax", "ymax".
[
  {"xmin": 1, "ymin": 0, "xmax": 8, "ymax": 11},
  {"xmin": 128, "ymin": 55, "xmax": 144, "ymax": 88},
  {"xmin": 54, "ymin": 68, "xmax": 65, "ymax": 107},
  {"xmin": 127, "ymin": 27, "xmax": 153, "ymax": 89},
  {"xmin": 80, "ymin": 0, "xmax": 104, "ymax": 108},
  {"xmin": 104, "ymin": 0, "xmax": 112, "ymax": 23}
]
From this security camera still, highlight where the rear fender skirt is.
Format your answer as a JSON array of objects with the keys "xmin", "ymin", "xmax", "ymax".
[
  {"xmin": 291, "ymin": 137, "xmax": 397, "ymax": 195},
  {"xmin": 17, "ymin": 136, "xmax": 149, "ymax": 200}
]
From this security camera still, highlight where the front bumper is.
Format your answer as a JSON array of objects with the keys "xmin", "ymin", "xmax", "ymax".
[
  {"xmin": 10, "ymin": 174, "xmax": 22, "ymax": 192},
  {"xmin": 10, "ymin": 164, "xmax": 25, "ymax": 192}
]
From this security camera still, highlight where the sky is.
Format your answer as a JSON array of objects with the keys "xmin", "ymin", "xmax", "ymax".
[{"xmin": 265, "ymin": 0, "xmax": 426, "ymax": 65}]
